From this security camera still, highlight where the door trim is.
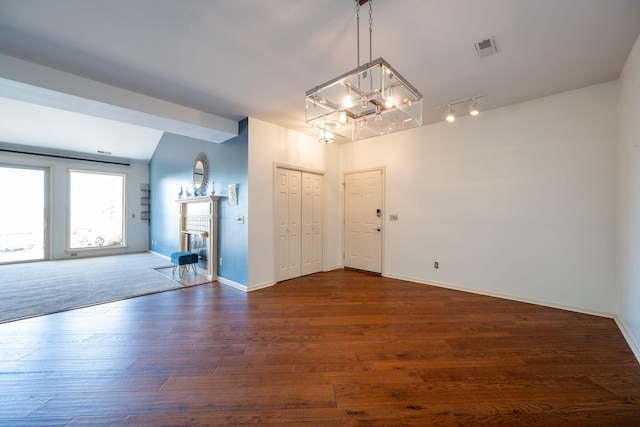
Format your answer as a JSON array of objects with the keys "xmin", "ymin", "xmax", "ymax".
[
  {"xmin": 274, "ymin": 162, "xmax": 325, "ymax": 176},
  {"xmin": 342, "ymin": 166, "xmax": 385, "ymax": 275}
]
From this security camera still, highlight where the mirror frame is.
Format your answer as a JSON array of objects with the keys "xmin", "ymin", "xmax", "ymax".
[{"xmin": 192, "ymin": 152, "xmax": 209, "ymax": 194}]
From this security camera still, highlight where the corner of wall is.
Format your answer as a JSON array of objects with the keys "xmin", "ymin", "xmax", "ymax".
[
  {"xmin": 615, "ymin": 317, "xmax": 640, "ymax": 364},
  {"xmin": 615, "ymin": 32, "xmax": 640, "ymax": 364}
]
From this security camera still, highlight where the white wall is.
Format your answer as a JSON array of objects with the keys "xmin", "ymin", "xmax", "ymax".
[
  {"xmin": 245, "ymin": 66, "xmax": 627, "ymax": 328},
  {"xmin": 617, "ymin": 34, "xmax": 640, "ymax": 357},
  {"xmin": 0, "ymin": 148, "xmax": 149, "ymax": 259},
  {"xmin": 247, "ymin": 118, "xmax": 341, "ymax": 289},
  {"xmin": 340, "ymin": 81, "xmax": 618, "ymax": 315}
]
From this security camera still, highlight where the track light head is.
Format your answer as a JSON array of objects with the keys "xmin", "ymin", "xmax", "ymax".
[
  {"xmin": 445, "ymin": 106, "xmax": 456, "ymax": 123},
  {"xmin": 469, "ymin": 99, "xmax": 480, "ymax": 117}
]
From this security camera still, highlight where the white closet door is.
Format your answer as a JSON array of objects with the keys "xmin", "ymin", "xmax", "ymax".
[
  {"xmin": 276, "ymin": 168, "xmax": 323, "ymax": 282},
  {"xmin": 302, "ymin": 172, "xmax": 323, "ymax": 276}
]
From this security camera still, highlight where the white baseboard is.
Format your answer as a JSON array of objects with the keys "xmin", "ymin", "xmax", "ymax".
[
  {"xmin": 247, "ymin": 280, "xmax": 276, "ymax": 292},
  {"xmin": 614, "ymin": 317, "xmax": 640, "ymax": 364},
  {"xmin": 148, "ymin": 250, "xmax": 170, "ymax": 261},
  {"xmin": 217, "ymin": 276, "xmax": 249, "ymax": 292},
  {"xmin": 217, "ymin": 277, "xmax": 276, "ymax": 293},
  {"xmin": 383, "ymin": 272, "xmax": 615, "ymax": 319}
]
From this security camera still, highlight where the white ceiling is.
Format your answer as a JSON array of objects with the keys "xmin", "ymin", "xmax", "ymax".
[
  {"xmin": 1, "ymin": 0, "xmax": 639, "ymax": 160},
  {"xmin": 0, "ymin": 97, "xmax": 164, "ymax": 160}
]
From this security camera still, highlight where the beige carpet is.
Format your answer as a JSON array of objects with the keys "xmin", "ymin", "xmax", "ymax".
[{"xmin": 0, "ymin": 252, "xmax": 188, "ymax": 323}]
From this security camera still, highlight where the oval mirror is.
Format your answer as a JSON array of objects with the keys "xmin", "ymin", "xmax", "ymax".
[{"xmin": 192, "ymin": 152, "xmax": 209, "ymax": 194}]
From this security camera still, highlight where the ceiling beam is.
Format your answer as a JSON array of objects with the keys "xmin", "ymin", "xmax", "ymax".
[{"xmin": 0, "ymin": 54, "xmax": 239, "ymax": 144}]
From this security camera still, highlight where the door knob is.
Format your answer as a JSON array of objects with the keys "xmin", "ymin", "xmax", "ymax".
[{"xmin": 373, "ymin": 228, "xmax": 381, "ymax": 232}]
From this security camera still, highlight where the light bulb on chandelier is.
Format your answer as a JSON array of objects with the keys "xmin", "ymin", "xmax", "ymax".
[
  {"xmin": 318, "ymin": 122, "xmax": 336, "ymax": 144},
  {"xmin": 385, "ymin": 97, "xmax": 394, "ymax": 109},
  {"xmin": 343, "ymin": 95, "xmax": 354, "ymax": 108},
  {"xmin": 375, "ymin": 105, "xmax": 383, "ymax": 122}
]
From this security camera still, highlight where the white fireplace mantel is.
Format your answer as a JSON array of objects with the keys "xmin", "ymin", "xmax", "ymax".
[{"xmin": 176, "ymin": 196, "xmax": 219, "ymax": 280}]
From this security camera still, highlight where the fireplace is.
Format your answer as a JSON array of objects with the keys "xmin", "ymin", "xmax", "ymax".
[{"xmin": 176, "ymin": 196, "xmax": 219, "ymax": 280}]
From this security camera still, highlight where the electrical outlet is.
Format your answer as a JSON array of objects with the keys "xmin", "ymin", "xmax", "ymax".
[
  {"xmin": 434, "ymin": 261, "xmax": 439, "ymax": 269},
  {"xmin": 219, "ymin": 257, "xmax": 223, "ymax": 266},
  {"xmin": 389, "ymin": 214, "xmax": 398, "ymax": 221}
]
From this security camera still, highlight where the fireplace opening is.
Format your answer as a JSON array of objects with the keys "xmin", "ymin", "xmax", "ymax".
[{"xmin": 188, "ymin": 232, "xmax": 208, "ymax": 271}]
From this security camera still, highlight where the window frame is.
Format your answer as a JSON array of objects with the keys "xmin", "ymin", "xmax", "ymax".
[{"xmin": 67, "ymin": 169, "xmax": 126, "ymax": 251}]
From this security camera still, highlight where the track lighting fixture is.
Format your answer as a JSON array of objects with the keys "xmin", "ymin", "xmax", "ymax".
[{"xmin": 435, "ymin": 95, "xmax": 484, "ymax": 123}]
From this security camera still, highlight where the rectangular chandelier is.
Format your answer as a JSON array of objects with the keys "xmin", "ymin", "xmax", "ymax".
[{"xmin": 305, "ymin": 57, "xmax": 423, "ymax": 142}]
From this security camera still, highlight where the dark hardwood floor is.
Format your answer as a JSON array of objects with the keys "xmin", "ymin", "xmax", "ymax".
[{"xmin": 1, "ymin": 269, "xmax": 639, "ymax": 426}]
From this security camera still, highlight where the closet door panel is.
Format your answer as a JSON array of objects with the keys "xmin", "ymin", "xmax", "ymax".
[
  {"xmin": 287, "ymin": 170, "xmax": 301, "ymax": 279},
  {"xmin": 301, "ymin": 172, "xmax": 323, "ymax": 276},
  {"xmin": 275, "ymin": 168, "xmax": 301, "ymax": 281}
]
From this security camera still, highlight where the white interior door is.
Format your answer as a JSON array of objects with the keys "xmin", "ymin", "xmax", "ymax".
[
  {"xmin": 302, "ymin": 172, "xmax": 323, "ymax": 276},
  {"xmin": 344, "ymin": 169, "xmax": 383, "ymax": 273},
  {"xmin": 275, "ymin": 168, "xmax": 301, "ymax": 281}
]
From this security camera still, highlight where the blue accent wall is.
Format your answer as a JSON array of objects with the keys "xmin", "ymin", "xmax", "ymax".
[{"xmin": 149, "ymin": 119, "xmax": 248, "ymax": 286}]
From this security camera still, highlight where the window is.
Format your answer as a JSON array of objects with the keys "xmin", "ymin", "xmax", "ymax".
[
  {"xmin": 69, "ymin": 170, "xmax": 125, "ymax": 249},
  {"xmin": 0, "ymin": 165, "xmax": 47, "ymax": 263}
]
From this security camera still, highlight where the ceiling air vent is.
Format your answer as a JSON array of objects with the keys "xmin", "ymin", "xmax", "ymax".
[{"xmin": 475, "ymin": 37, "xmax": 497, "ymax": 58}]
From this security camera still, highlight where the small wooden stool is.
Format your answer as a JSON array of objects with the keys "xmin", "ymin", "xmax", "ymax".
[{"xmin": 170, "ymin": 251, "xmax": 199, "ymax": 277}]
